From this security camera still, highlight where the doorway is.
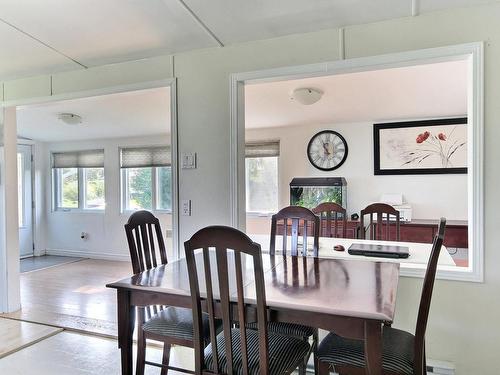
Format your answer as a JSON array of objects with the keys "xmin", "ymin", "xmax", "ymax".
[{"xmin": 17, "ymin": 144, "xmax": 33, "ymax": 258}]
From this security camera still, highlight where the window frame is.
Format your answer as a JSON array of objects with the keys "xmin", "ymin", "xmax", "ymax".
[
  {"xmin": 245, "ymin": 155, "xmax": 280, "ymax": 216},
  {"xmin": 120, "ymin": 166, "xmax": 172, "ymax": 214},
  {"xmin": 52, "ymin": 167, "xmax": 105, "ymax": 213}
]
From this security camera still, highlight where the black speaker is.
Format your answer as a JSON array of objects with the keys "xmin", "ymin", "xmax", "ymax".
[{"xmin": 351, "ymin": 213, "xmax": 359, "ymax": 221}]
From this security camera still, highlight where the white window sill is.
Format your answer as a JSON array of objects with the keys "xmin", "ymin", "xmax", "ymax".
[
  {"xmin": 52, "ymin": 209, "xmax": 105, "ymax": 214},
  {"xmin": 121, "ymin": 209, "xmax": 172, "ymax": 216},
  {"xmin": 246, "ymin": 212, "xmax": 275, "ymax": 218}
]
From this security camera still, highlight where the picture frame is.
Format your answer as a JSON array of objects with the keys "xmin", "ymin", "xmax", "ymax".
[{"xmin": 373, "ymin": 117, "xmax": 468, "ymax": 175}]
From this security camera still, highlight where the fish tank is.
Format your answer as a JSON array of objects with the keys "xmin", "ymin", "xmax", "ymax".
[{"xmin": 290, "ymin": 177, "xmax": 347, "ymax": 209}]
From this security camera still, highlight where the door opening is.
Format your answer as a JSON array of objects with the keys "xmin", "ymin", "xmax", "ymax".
[{"xmin": 18, "ymin": 144, "xmax": 33, "ymax": 258}]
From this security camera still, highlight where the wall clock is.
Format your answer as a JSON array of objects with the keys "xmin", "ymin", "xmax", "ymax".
[{"xmin": 307, "ymin": 130, "xmax": 348, "ymax": 171}]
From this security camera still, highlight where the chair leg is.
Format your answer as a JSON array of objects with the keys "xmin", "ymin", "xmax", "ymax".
[
  {"xmin": 135, "ymin": 330, "xmax": 146, "ymax": 375},
  {"xmin": 160, "ymin": 343, "xmax": 171, "ymax": 375},
  {"xmin": 315, "ymin": 358, "xmax": 330, "ymax": 375},
  {"xmin": 312, "ymin": 330, "xmax": 319, "ymax": 375}
]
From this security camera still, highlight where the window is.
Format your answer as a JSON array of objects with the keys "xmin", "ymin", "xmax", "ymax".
[
  {"xmin": 245, "ymin": 141, "xmax": 279, "ymax": 214},
  {"xmin": 121, "ymin": 146, "xmax": 172, "ymax": 212},
  {"xmin": 52, "ymin": 150, "xmax": 105, "ymax": 211}
]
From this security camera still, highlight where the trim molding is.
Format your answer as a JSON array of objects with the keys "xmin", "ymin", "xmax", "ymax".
[
  {"xmin": 45, "ymin": 248, "xmax": 130, "ymax": 262},
  {"xmin": 229, "ymin": 42, "xmax": 484, "ymax": 282}
]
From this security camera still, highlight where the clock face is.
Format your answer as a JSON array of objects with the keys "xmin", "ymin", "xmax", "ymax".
[{"xmin": 307, "ymin": 130, "xmax": 348, "ymax": 171}]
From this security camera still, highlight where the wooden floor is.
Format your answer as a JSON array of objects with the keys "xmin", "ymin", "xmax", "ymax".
[
  {"xmin": 0, "ymin": 330, "xmax": 193, "ymax": 375},
  {"xmin": 1, "ymin": 259, "xmax": 132, "ymax": 337},
  {"xmin": 0, "ymin": 318, "xmax": 61, "ymax": 359}
]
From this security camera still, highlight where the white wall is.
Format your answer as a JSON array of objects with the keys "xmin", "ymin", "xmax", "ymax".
[
  {"xmin": 40, "ymin": 135, "xmax": 172, "ymax": 260},
  {"xmin": 3, "ymin": 3, "xmax": 500, "ymax": 373},
  {"xmin": 246, "ymin": 121, "xmax": 468, "ymax": 219}
]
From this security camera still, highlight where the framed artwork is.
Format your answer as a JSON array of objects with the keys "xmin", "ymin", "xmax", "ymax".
[{"xmin": 373, "ymin": 118, "xmax": 468, "ymax": 175}]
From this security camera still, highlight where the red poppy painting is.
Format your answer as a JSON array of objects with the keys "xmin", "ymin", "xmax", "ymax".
[{"xmin": 374, "ymin": 118, "xmax": 467, "ymax": 175}]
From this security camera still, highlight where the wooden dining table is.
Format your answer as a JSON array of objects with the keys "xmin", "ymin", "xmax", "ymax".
[{"xmin": 107, "ymin": 247, "xmax": 400, "ymax": 375}]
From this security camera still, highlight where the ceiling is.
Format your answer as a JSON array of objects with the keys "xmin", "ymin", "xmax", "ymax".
[
  {"xmin": 17, "ymin": 87, "xmax": 171, "ymax": 142},
  {"xmin": 0, "ymin": 0, "xmax": 497, "ymax": 80},
  {"xmin": 245, "ymin": 60, "xmax": 468, "ymax": 128}
]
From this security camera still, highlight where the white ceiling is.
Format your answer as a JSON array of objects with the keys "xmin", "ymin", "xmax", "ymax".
[
  {"xmin": 245, "ymin": 60, "xmax": 468, "ymax": 129},
  {"xmin": 17, "ymin": 87, "xmax": 171, "ymax": 142},
  {"xmin": 0, "ymin": 0, "xmax": 498, "ymax": 80}
]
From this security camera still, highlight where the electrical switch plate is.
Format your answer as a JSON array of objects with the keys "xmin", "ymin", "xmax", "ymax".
[
  {"xmin": 182, "ymin": 200, "xmax": 191, "ymax": 216},
  {"xmin": 181, "ymin": 152, "xmax": 196, "ymax": 169}
]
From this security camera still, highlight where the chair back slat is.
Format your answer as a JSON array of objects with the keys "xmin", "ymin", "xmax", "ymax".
[
  {"xmin": 215, "ymin": 246, "xmax": 234, "ymax": 373},
  {"xmin": 125, "ymin": 210, "xmax": 169, "ymax": 322},
  {"xmin": 312, "ymin": 202, "xmax": 347, "ymax": 238},
  {"xmin": 234, "ymin": 251, "xmax": 249, "ymax": 375},
  {"xmin": 360, "ymin": 203, "xmax": 400, "ymax": 241},
  {"xmin": 185, "ymin": 226, "xmax": 269, "ymax": 374},
  {"xmin": 291, "ymin": 218, "xmax": 299, "ymax": 256},
  {"xmin": 134, "ymin": 228, "xmax": 145, "ymax": 271},
  {"xmin": 413, "ymin": 218, "xmax": 446, "ymax": 375},
  {"xmin": 270, "ymin": 206, "xmax": 320, "ymax": 257},
  {"xmin": 140, "ymin": 224, "xmax": 153, "ymax": 269},
  {"xmin": 147, "ymin": 223, "xmax": 157, "ymax": 268},
  {"xmin": 202, "ymin": 248, "xmax": 220, "ymax": 372}
]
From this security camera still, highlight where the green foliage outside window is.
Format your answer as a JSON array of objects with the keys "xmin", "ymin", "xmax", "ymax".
[
  {"xmin": 129, "ymin": 168, "xmax": 152, "ymax": 210},
  {"xmin": 61, "ymin": 168, "xmax": 78, "ymax": 208}
]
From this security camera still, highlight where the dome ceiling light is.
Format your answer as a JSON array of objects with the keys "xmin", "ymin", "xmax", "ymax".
[
  {"xmin": 58, "ymin": 113, "xmax": 83, "ymax": 125},
  {"xmin": 290, "ymin": 87, "xmax": 323, "ymax": 105}
]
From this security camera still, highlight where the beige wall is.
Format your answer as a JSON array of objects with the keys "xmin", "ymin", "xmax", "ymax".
[{"xmin": 2, "ymin": 3, "xmax": 500, "ymax": 373}]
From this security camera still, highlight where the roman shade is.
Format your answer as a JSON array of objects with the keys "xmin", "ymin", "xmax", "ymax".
[
  {"xmin": 245, "ymin": 141, "xmax": 280, "ymax": 158},
  {"xmin": 120, "ymin": 146, "xmax": 171, "ymax": 168},
  {"xmin": 52, "ymin": 150, "xmax": 104, "ymax": 168}
]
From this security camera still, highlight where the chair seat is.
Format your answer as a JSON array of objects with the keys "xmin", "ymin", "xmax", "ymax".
[
  {"xmin": 317, "ymin": 327, "xmax": 415, "ymax": 375},
  {"xmin": 142, "ymin": 306, "xmax": 217, "ymax": 342},
  {"xmin": 246, "ymin": 321, "xmax": 316, "ymax": 338},
  {"xmin": 204, "ymin": 328, "xmax": 310, "ymax": 374}
]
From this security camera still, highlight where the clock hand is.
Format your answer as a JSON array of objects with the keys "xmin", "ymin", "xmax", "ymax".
[{"xmin": 323, "ymin": 142, "xmax": 330, "ymax": 156}]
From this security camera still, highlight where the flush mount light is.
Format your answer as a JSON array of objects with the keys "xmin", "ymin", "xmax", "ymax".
[
  {"xmin": 290, "ymin": 87, "xmax": 323, "ymax": 105},
  {"xmin": 58, "ymin": 113, "xmax": 82, "ymax": 125}
]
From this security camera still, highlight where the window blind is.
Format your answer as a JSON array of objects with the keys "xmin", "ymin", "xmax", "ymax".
[
  {"xmin": 52, "ymin": 149, "xmax": 104, "ymax": 168},
  {"xmin": 120, "ymin": 146, "xmax": 171, "ymax": 168},
  {"xmin": 245, "ymin": 141, "xmax": 280, "ymax": 158}
]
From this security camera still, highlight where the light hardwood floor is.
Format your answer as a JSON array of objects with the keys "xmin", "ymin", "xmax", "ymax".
[
  {"xmin": 0, "ymin": 318, "xmax": 62, "ymax": 359},
  {"xmin": 1, "ymin": 259, "xmax": 132, "ymax": 337},
  {"xmin": 0, "ymin": 331, "xmax": 193, "ymax": 375}
]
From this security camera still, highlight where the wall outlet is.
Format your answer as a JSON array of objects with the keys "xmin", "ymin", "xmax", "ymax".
[
  {"xmin": 181, "ymin": 200, "xmax": 191, "ymax": 216},
  {"xmin": 181, "ymin": 152, "xmax": 196, "ymax": 169}
]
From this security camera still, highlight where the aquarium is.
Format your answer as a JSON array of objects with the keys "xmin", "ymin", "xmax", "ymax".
[{"xmin": 290, "ymin": 177, "xmax": 347, "ymax": 209}]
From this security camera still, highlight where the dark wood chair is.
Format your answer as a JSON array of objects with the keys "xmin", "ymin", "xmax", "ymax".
[
  {"xmin": 316, "ymin": 218, "xmax": 447, "ymax": 375},
  {"xmin": 125, "ymin": 210, "xmax": 217, "ymax": 375},
  {"xmin": 268, "ymin": 205, "xmax": 320, "ymax": 374},
  {"xmin": 184, "ymin": 225, "xmax": 310, "ymax": 374},
  {"xmin": 312, "ymin": 202, "xmax": 347, "ymax": 238},
  {"xmin": 270, "ymin": 205, "xmax": 320, "ymax": 257},
  {"xmin": 360, "ymin": 203, "xmax": 401, "ymax": 241}
]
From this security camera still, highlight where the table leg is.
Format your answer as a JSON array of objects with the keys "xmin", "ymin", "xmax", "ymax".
[
  {"xmin": 117, "ymin": 289, "xmax": 135, "ymax": 375},
  {"xmin": 364, "ymin": 320, "xmax": 382, "ymax": 375}
]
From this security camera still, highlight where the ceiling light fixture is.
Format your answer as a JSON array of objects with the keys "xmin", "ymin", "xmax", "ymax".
[
  {"xmin": 58, "ymin": 113, "xmax": 83, "ymax": 125},
  {"xmin": 290, "ymin": 87, "xmax": 323, "ymax": 105}
]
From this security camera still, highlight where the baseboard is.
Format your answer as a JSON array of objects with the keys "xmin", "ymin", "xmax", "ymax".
[{"xmin": 45, "ymin": 248, "xmax": 130, "ymax": 262}]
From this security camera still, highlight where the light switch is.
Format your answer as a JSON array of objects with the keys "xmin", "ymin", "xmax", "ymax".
[
  {"xmin": 182, "ymin": 200, "xmax": 191, "ymax": 216},
  {"xmin": 181, "ymin": 152, "xmax": 196, "ymax": 169}
]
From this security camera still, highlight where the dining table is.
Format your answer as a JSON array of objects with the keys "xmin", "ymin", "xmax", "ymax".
[
  {"xmin": 107, "ymin": 235, "xmax": 406, "ymax": 375},
  {"xmin": 249, "ymin": 233, "xmax": 455, "ymax": 266}
]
